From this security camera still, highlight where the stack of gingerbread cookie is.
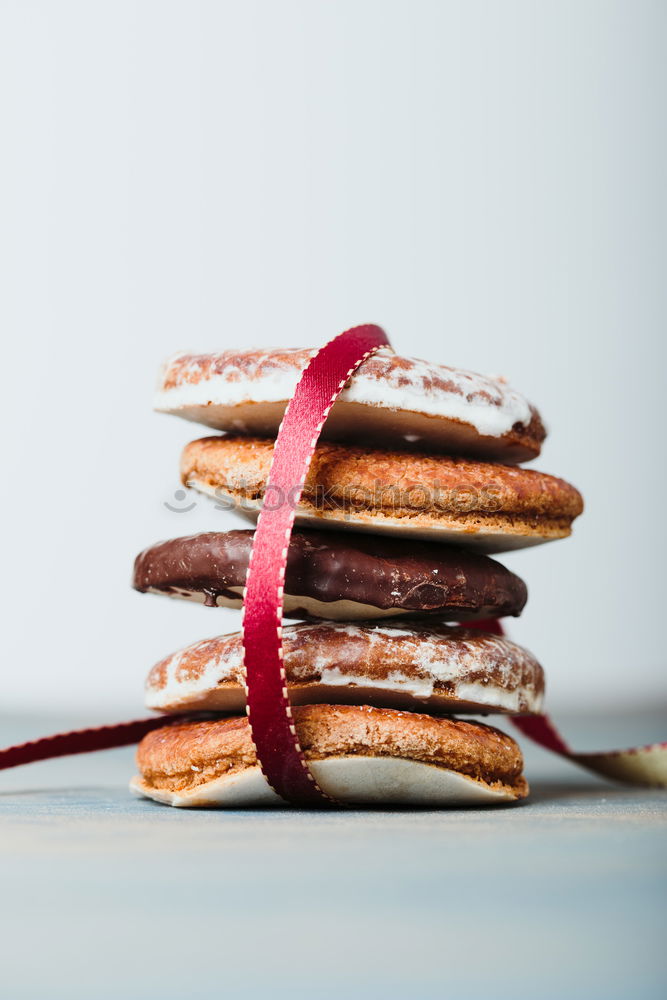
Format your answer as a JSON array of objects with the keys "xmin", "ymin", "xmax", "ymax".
[{"xmin": 131, "ymin": 345, "xmax": 583, "ymax": 807}]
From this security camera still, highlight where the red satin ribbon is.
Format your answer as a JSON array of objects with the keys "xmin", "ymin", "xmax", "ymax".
[{"xmin": 241, "ymin": 324, "xmax": 390, "ymax": 805}]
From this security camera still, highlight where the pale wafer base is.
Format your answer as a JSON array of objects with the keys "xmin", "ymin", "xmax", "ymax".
[
  {"xmin": 143, "ymin": 584, "xmax": 416, "ymax": 621},
  {"xmin": 157, "ymin": 398, "xmax": 539, "ymax": 463},
  {"xmin": 131, "ymin": 755, "xmax": 522, "ymax": 807}
]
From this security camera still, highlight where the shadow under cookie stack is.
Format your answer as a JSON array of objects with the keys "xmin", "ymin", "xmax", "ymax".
[{"xmin": 131, "ymin": 340, "xmax": 583, "ymax": 808}]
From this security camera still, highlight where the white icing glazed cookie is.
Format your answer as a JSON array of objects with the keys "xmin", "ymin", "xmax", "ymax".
[
  {"xmin": 155, "ymin": 347, "xmax": 546, "ymax": 463},
  {"xmin": 143, "ymin": 621, "xmax": 544, "ymax": 717}
]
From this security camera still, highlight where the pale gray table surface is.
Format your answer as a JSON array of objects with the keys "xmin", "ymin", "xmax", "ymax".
[{"xmin": 1, "ymin": 711, "xmax": 665, "ymax": 1000}]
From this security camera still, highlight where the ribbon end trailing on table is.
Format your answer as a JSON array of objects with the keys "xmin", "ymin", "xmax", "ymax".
[
  {"xmin": 0, "ymin": 717, "xmax": 174, "ymax": 772},
  {"xmin": 469, "ymin": 619, "xmax": 667, "ymax": 789}
]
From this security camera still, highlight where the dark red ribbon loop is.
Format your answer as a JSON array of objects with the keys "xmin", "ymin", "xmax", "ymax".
[{"xmin": 241, "ymin": 324, "xmax": 391, "ymax": 805}]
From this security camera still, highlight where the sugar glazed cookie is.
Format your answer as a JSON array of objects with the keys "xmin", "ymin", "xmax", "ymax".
[{"xmin": 155, "ymin": 347, "xmax": 546, "ymax": 462}]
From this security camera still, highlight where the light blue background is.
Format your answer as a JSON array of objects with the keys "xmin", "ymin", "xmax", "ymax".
[{"xmin": 0, "ymin": 1, "xmax": 665, "ymax": 715}]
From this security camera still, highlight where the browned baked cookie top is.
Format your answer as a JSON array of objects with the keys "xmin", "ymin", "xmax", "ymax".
[{"xmin": 181, "ymin": 436, "xmax": 583, "ymax": 551}]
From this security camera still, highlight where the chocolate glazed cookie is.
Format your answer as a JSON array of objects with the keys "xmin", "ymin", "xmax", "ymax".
[{"xmin": 133, "ymin": 528, "xmax": 527, "ymax": 622}]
